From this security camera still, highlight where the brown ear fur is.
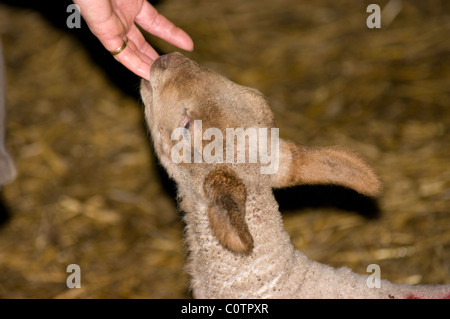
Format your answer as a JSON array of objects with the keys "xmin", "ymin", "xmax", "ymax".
[
  {"xmin": 203, "ymin": 165, "xmax": 253, "ymax": 254},
  {"xmin": 272, "ymin": 139, "xmax": 382, "ymax": 197}
]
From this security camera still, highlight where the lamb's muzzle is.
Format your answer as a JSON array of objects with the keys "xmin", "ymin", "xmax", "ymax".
[
  {"xmin": 158, "ymin": 52, "xmax": 184, "ymax": 69},
  {"xmin": 140, "ymin": 52, "xmax": 449, "ymax": 299}
]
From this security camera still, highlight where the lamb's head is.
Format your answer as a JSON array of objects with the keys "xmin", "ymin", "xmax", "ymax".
[
  {"xmin": 140, "ymin": 52, "xmax": 274, "ymax": 180},
  {"xmin": 140, "ymin": 52, "xmax": 382, "ymax": 255}
]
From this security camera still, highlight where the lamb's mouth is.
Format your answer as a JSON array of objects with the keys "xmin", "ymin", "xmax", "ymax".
[{"xmin": 142, "ymin": 79, "xmax": 152, "ymax": 91}]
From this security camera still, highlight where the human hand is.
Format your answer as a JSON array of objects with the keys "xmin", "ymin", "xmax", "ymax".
[{"xmin": 73, "ymin": 0, "xmax": 194, "ymax": 79}]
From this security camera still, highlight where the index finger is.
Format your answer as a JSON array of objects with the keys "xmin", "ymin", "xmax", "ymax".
[{"xmin": 135, "ymin": 2, "xmax": 194, "ymax": 51}]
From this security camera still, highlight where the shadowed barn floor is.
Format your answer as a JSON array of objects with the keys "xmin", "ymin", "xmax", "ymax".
[{"xmin": 0, "ymin": 0, "xmax": 449, "ymax": 298}]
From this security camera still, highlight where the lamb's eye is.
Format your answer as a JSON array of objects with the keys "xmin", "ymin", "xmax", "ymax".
[
  {"xmin": 181, "ymin": 116, "xmax": 190, "ymax": 139},
  {"xmin": 181, "ymin": 116, "xmax": 190, "ymax": 130},
  {"xmin": 184, "ymin": 121, "xmax": 190, "ymax": 130}
]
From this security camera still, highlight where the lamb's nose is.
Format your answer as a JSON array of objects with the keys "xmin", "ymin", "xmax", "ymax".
[
  {"xmin": 159, "ymin": 52, "xmax": 184, "ymax": 69},
  {"xmin": 160, "ymin": 54, "xmax": 169, "ymax": 69}
]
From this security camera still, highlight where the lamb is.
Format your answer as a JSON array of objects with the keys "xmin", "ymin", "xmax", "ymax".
[{"xmin": 140, "ymin": 52, "xmax": 450, "ymax": 299}]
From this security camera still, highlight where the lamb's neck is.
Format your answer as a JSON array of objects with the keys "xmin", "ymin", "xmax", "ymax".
[
  {"xmin": 180, "ymin": 184, "xmax": 450, "ymax": 299},
  {"xmin": 182, "ymin": 186, "xmax": 310, "ymax": 298}
]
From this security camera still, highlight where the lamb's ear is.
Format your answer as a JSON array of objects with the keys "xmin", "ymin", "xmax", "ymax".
[
  {"xmin": 203, "ymin": 165, "xmax": 254, "ymax": 254},
  {"xmin": 271, "ymin": 139, "xmax": 382, "ymax": 197}
]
